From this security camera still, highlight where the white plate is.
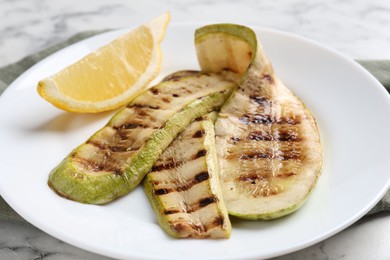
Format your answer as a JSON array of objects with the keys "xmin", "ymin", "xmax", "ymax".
[{"xmin": 1, "ymin": 23, "xmax": 390, "ymax": 260}]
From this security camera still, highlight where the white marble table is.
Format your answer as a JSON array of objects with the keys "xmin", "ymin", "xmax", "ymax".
[{"xmin": 1, "ymin": 0, "xmax": 390, "ymax": 259}]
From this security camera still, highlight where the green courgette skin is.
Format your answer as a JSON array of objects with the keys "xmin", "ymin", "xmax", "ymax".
[{"xmin": 48, "ymin": 72, "xmax": 235, "ymax": 204}]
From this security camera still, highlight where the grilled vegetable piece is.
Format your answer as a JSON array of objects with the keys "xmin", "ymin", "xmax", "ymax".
[
  {"xmin": 48, "ymin": 71, "xmax": 235, "ymax": 204},
  {"xmin": 195, "ymin": 24, "xmax": 323, "ymax": 220},
  {"xmin": 144, "ymin": 112, "xmax": 231, "ymax": 239}
]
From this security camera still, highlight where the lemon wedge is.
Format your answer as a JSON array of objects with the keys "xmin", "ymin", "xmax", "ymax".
[{"xmin": 37, "ymin": 12, "xmax": 170, "ymax": 113}]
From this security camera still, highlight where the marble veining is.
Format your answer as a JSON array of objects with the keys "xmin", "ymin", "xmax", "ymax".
[
  {"xmin": 1, "ymin": 0, "xmax": 390, "ymax": 259},
  {"xmin": 1, "ymin": 0, "xmax": 390, "ymax": 67},
  {"xmin": 0, "ymin": 221, "xmax": 112, "ymax": 260}
]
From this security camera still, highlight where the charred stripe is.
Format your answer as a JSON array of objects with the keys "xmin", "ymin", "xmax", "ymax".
[
  {"xmin": 86, "ymin": 140, "xmax": 138, "ymax": 153},
  {"xmin": 249, "ymin": 95, "xmax": 272, "ymax": 106},
  {"xmin": 127, "ymin": 103, "xmax": 160, "ymax": 110},
  {"xmin": 163, "ymin": 209, "xmax": 183, "ymax": 215},
  {"xmin": 205, "ymin": 216, "xmax": 225, "ymax": 230},
  {"xmin": 153, "ymin": 188, "xmax": 174, "ymax": 195},
  {"xmin": 247, "ymin": 130, "xmax": 301, "ymax": 142},
  {"xmin": 194, "ymin": 171, "xmax": 210, "ymax": 182},
  {"xmin": 183, "ymin": 196, "xmax": 219, "ymax": 213},
  {"xmin": 194, "ymin": 149, "xmax": 207, "ymax": 159},
  {"xmin": 239, "ymin": 152, "xmax": 272, "ymax": 160},
  {"xmin": 277, "ymin": 131, "xmax": 301, "ymax": 142},
  {"xmin": 150, "ymin": 88, "xmax": 159, "ymax": 95},
  {"xmin": 153, "ymin": 149, "xmax": 207, "ymax": 172},
  {"xmin": 237, "ymin": 174, "xmax": 265, "ymax": 183},
  {"xmin": 73, "ymin": 157, "xmax": 122, "ymax": 175},
  {"xmin": 112, "ymin": 122, "xmax": 160, "ymax": 130},
  {"xmin": 230, "ymin": 136, "xmax": 241, "ymax": 144},
  {"xmin": 276, "ymin": 172, "xmax": 297, "ymax": 178},
  {"xmin": 152, "ymin": 171, "xmax": 210, "ymax": 196},
  {"xmin": 199, "ymin": 196, "xmax": 218, "ymax": 207},
  {"xmin": 192, "ymin": 130, "xmax": 205, "ymax": 138},
  {"xmin": 239, "ymin": 114, "xmax": 301, "ymax": 125},
  {"xmin": 247, "ymin": 131, "xmax": 273, "ymax": 141},
  {"xmin": 239, "ymin": 150, "xmax": 301, "ymax": 160},
  {"xmin": 262, "ymin": 74, "xmax": 274, "ymax": 84},
  {"xmin": 151, "ymin": 161, "xmax": 182, "ymax": 172}
]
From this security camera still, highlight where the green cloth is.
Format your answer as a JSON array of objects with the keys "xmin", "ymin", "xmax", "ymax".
[
  {"xmin": 0, "ymin": 31, "xmax": 389, "ymax": 223},
  {"xmin": 356, "ymin": 60, "xmax": 390, "ymax": 90}
]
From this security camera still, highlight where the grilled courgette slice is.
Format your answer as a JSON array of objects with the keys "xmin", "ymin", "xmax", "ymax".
[
  {"xmin": 144, "ymin": 112, "xmax": 231, "ymax": 239},
  {"xmin": 49, "ymin": 71, "xmax": 235, "ymax": 204},
  {"xmin": 195, "ymin": 24, "xmax": 323, "ymax": 220}
]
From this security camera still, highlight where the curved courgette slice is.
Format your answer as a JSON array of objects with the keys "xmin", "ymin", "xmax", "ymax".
[
  {"xmin": 49, "ymin": 72, "xmax": 235, "ymax": 204},
  {"xmin": 195, "ymin": 24, "xmax": 323, "ymax": 220}
]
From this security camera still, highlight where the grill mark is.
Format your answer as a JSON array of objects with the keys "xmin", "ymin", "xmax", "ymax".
[
  {"xmin": 86, "ymin": 140, "xmax": 108, "ymax": 150},
  {"xmin": 154, "ymin": 188, "xmax": 173, "ymax": 195},
  {"xmin": 181, "ymin": 88, "xmax": 194, "ymax": 94},
  {"xmin": 219, "ymin": 89, "xmax": 229, "ymax": 95},
  {"xmin": 223, "ymin": 67, "xmax": 238, "ymax": 73},
  {"xmin": 239, "ymin": 114, "xmax": 301, "ymax": 125},
  {"xmin": 165, "ymin": 213, "xmax": 225, "ymax": 236},
  {"xmin": 199, "ymin": 196, "xmax": 218, "ymax": 208},
  {"xmin": 152, "ymin": 171, "xmax": 210, "ymax": 195},
  {"xmin": 240, "ymin": 152, "xmax": 272, "ymax": 160},
  {"xmin": 151, "ymin": 89, "xmax": 159, "ymax": 95},
  {"xmin": 277, "ymin": 150, "xmax": 301, "ymax": 160},
  {"xmin": 194, "ymin": 149, "xmax": 207, "ymax": 159},
  {"xmin": 151, "ymin": 180, "xmax": 160, "ymax": 185},
  {"xmin": 276, "ymin": 172, "xmax": 296, "ymax": 178},
  {"xmin": 116, "ymin": 130, "xmax": 128, "ymax": 140},
  {"xmin": 122, "ymin": 123, "xmax": 144, "ymax": 129},
  {"xmin": 212, "ymin": 216, "xmax": 224, "ymax": 226},
  {"xmin": 112, "ymin": 123, "xmax": 142, "ymax": 129},
  {"xmin": 230, "ymin": 136, "xmax": 240, "ymax": 144},
  {"xmin": 281, "ymin": 117, "xmax": 301, "ymax": 125},
  {"xmin": 239, "ymin": 150, "xmax": 301, "ymax": 160},
  {"xmin": 239, "ymin": 114, "xmax": 273, "ymax": 124},
  {"xmin": 194, "ymin": 171, "xmax": 210, "ymax": 182},
  {"xmin": 247, "ymin": 131, "xmax": 273, "ymax": 141},
  {"xmin": 249, "ymin": 95, "xmax": 271, "ymax": 106},
  {"xmin": 73, "ymin": 157, "xmax": 122, "ymax": 175},
  {"xmin": 162, "ymin": 70, "xmax": 200, "ymax": 82},
  {"xmin": 137, "ymin": 110, "xmax": 149, "ymax": 117},
  {"xmin": 112, "ymin": 122, "xmax": 160, "ymax": 130},
  {"xmin": 156, "ymin": 198, "xmax": 221, "ymax": 233},
  {"xmin": 237, "ymin": 174, "xmax": 281, "ymax": 197},
  {"xmin": 262, "ymin": 74, "xmax": 274, "ymax": 84},
  {"xmin": 237, "ymin": 174, "xmax": 264, "ymax": 183},
  {"xmin": 151, "ymin": 161, "xmax": 181, "ymax": 172},
  {"xmin": 177, "ymin": 171, "xmax": 210, "ymax": 192},
  {"xmin": 179, "ymin": 197, "xmax": 219, "ymax": 214},
  {"xmin": 277, "ymin": 131, "xmax": 301, "ymax": 142},
  {"xmin": 172, "ymin": 222, "xmax": 204, "ymax": 236},
  {"xmin": 164, "ymin": 209, "xmax": 183, "ymax": 215},
  {"xmin": 200, "ymin": 216, "xmax": 226, "ymax": 233},
  {"xmin": 86, "ymin": 140, "xmax": 137, "ymax": 153},
  {"xmin": 162, "ymin": 97, "xmax": 171, "ymax": 103},
  {"xmin": 127, "ymin": 103, "xmax": 160, "ymax": 110},
  {"xmin": 247, "ymin": 130, "xmax": 301, "ymax": 142},
  {"xmin": 192, "ymin": 130, "xmax": 205, "ymax": 138}
]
